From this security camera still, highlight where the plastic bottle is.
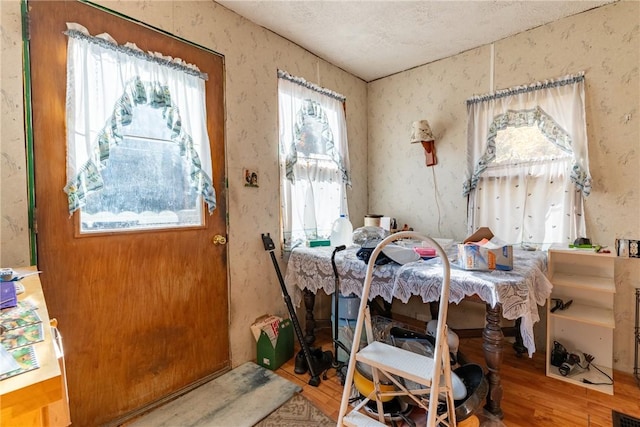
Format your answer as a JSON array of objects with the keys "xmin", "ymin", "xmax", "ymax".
[{"xmin": 330, "ymin": 214, "xmax": 353, "ymax": 247}]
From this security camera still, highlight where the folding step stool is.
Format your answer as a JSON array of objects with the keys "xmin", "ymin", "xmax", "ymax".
[{"xmin": 336, "ymin": 231, "xmax": 457, "ymax": 427}]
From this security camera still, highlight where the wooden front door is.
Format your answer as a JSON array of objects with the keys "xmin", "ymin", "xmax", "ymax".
[{"xmin": 27, "ymin": 1, "xmax": 229, "ymax": 425}]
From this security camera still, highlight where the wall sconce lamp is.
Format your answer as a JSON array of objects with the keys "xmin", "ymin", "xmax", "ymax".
[{"xmin": 410, "ymin": 120, "xmax": 437, "ymax": 166}]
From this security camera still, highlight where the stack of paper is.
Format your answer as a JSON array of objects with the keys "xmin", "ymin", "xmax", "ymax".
[
  {"xmin": 0, "ymin": 301, "xmax": 42, "ymax": 380},
  {"xmin": 251, "ymin": 315, "xmax": 283, "ymax": 348}
]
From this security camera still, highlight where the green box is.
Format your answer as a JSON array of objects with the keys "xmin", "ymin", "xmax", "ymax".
[{"xmin": 256, "ymin": 318, "xmax": 294, "ymax": 370}]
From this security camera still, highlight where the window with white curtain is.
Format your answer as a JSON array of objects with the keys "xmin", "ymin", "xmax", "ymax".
[
  {"xmin": 64, "ymin": 23, "xmax": 216, "ymax": 233},
  {"xmin": 464, "ymin": 73, "xmax": 591, "ymax": 247},
  {"xmin": 278, "ymin": 70, "xmax": 350, "ymax": 251}
]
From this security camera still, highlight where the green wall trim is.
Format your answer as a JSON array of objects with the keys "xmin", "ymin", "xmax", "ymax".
[{"xmin": 22, "ymin": 0, "xmax": 37, "ymax": 265}]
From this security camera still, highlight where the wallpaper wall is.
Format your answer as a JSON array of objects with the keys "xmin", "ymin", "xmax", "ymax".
[
  {"xmin": 368, "ymin": 1, "xmax": 639, "ymax": 372},
  {"xmin": 1, "ymin": 1, "xmax": 638, "ymax": 374},
  {"xmin": 0, "ymin": 0, "xmax": 368, "ymax": 367},
  {"xmin": 0, "ymin": 1, "xmax": 30, "ymax": 268}
]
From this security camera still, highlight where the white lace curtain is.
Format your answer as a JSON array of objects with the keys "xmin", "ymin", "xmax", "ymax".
[
  {"xmin": 464, "ymin": 72, "xmax": 591, "ymax": 246},
  {"xmin": 64, "ymin": 23, "xmax": 216, "ymax": 215},
  {"xmin": 278, "ymin": 71, "xmax": 350, "ymax": 250}
]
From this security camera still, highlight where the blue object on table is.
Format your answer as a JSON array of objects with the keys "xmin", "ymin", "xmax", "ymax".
[{"xmin": 0, "ymin": 281, "xmax": 17, "ymax": 309}]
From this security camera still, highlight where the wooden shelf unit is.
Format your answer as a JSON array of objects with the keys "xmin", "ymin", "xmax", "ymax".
[{"xmin": 546, "ymin": 248, "xmax": 616, "ymax": 395}]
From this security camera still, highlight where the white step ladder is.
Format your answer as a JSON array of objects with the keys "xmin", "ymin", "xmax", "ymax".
[{"xmin": 337, "ymin": 232, "xmax": 457, "ymax": 427}]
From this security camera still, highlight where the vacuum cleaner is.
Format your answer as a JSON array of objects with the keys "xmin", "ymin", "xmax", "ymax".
[{"xmin": 262, "ymin": 233, "xmax": 332, "ymax": 386}]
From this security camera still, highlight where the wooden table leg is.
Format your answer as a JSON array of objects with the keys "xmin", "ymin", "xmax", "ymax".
[
  {"xmin": 303, "ymin": 289, "xmax": 316, "ymax": 345},
  {"xmin": 483, "ymin": 302, "xmax": 504, "ymax": 419}
]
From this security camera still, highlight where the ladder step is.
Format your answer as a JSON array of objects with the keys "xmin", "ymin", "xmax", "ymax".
[
  {"xmin": 344, "ymin": 409, "xmax": 388, "ymax": 427},
  {"xmin": 356, "ymin": 341, "xmax": 435, "ymax": 386}
]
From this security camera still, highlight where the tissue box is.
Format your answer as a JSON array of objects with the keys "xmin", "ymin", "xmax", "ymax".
[
  {"xmin": 251, "ymin": 315, "xmax": 294, "ymax": 370},
  {"xmin": 457, "ymin": 227, "xmax": 513, "ymax": 271}
]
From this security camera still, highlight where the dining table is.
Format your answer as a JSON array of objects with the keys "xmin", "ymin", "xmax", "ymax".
[{"xmin": 284, "ymin": 243, "xmax": 552, "ymax": 418}]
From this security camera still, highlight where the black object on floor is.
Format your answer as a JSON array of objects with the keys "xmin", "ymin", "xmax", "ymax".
[
  {"xmin": 330, "ymin": 244, "xmax": 350, "ymax": 385},
  {"xmin": 262, "ymin": 233, "xmax": 332, "ymax": 386},
  {"xmin": 613, "ymin": 410, "xmax": 640, "ymax": 427},
  {"xmin": 294, "ymin": 350, "xmax": 307, "ymax": 374},
  {"xmin": 293, "ymin": 348, "xmax": 333, "ymax": 376}
]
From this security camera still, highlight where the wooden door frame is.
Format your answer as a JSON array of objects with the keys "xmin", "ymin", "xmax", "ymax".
[{"xmin": 26, "ymin": 1, "xmax": 230, "ymax": 425}]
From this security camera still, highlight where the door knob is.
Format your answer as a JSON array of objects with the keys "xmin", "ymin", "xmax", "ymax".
[{"xmin": 213, "ymin": 235, "xmax": 227, "ymax": 245}]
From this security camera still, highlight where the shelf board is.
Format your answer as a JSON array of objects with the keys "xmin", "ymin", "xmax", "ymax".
[
  {"xmin": 549, "ymin": 302, "xmax": 615, "ymax": 329},
  {"xmin": 550, "ymin": 272, "xmax": 616, "ymax": 293},
  {"xmin": 547, "ymin": 365, "xmax": 614, "ymax": 395},
  {"xmin": 549, "ymin": 247, "xmax": 616, "ymax": 258}
]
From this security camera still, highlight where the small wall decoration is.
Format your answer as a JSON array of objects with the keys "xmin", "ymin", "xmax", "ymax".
[{"xmin": 244, "ymin": 168, "xmax": 259, "ymax": 187}]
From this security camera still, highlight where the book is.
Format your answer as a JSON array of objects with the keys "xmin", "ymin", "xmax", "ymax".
[
  {"xmin": 2, "ymin": 300, "xmax": 37, "ymax": 313},
  {"xmin": 0, "ymin": 346, "xmax": 20, "ymax": 377},
  {"xmin": 1, "ymin": 322, "xmax": 45, "ymax": 349},
  {"xmin": 0, "ymin": 281, "xmax": 17, "ymax": 309},
  {"xmin": 0, "ymin": 308, "xmax": 41, "ymax": 331},
  {"xmin": 0, "ymin": 345, "xmax": 40, "ymax": 380}
]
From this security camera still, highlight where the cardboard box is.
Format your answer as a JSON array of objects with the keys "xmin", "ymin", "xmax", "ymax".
[
  {"xmin": 251, "ymin": 315, "xmax": 294, "ymax": 371},
  {"xmin": 457, "ymin": 227, "xmax": 513, "ymax": 271}
]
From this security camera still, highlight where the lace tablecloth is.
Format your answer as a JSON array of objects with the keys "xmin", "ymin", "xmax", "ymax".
[{"xmin": 284, "ymin": 245, "xmax": 552, "ymax": 356}]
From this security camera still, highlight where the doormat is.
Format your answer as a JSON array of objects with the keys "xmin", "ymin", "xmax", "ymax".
[
  {"xmin": 127, "ymin": 362, "xmax": 301, "ymax": 427},
  {"xmin": 254, "ymin": 393, "xmax": 334, "ymax": 426},
  {"xmin": 613, "ymin": 410, "xmax": 640, "ymax": 427}
]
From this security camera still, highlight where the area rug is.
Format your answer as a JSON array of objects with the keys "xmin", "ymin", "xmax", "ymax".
[
  {"xmin": 254, "ymin": 393, "xmax": 334, "ymax": 427},
  {"xmin": 128, "ymin": 362, "xmax": 301, "ymax": 427}
]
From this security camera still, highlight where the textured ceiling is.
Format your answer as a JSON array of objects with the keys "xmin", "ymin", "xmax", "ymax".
[{"xmin": 216, "ymin": 0, "xmax": 615, "ymax": 82}]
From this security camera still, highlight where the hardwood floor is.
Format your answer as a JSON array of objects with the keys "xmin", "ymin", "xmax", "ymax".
[{"xmin": 274, "ymin": 325, "xmax": 640, "ymax": 426}]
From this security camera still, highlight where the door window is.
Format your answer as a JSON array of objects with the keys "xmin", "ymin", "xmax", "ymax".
[{"xmin": 81, "ymin": 105, "xmax": 203, "ymax": 232}]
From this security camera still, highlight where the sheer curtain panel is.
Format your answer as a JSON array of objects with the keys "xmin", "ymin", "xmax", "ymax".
[
  {"xmin": 64, "ymin": 23, "xmax": 216, "ymax": 217},
  {"xmin": 278, "ymin": 70, "xmax": 350, "ymax": 251},
  {"xmin": 464, "ymin": 72, "xmax": 591, "ymax": 246}
]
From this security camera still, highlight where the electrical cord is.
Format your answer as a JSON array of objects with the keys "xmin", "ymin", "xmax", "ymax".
[
  {"xmin": 582, "ymin": 363, "xmax": 614, "ymax": 386},
  {"xmin": 580, "ymin": 354, "xmax": 614, "ymax": 386},
  {"xmin": 431, "ymin": 167, "xmax": 442, "ymax": 237}
]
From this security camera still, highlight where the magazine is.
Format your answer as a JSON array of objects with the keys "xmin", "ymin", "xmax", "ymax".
[
  {"xmin": 0, "ymin": 345, "xmax": 39, "ymax": 380},
  {"xmin": 0, "ymin": 308, "xmax": 41, "ymax": 331},
  {"xmin": 0, "ymin": 346, "xmax": 20, "ymax": 377},
  {"xmin": 1, "ymin": 323, "xmax": 45, "ymax": 349}
]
